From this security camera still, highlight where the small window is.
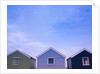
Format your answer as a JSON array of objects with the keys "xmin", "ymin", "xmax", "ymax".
[
  {"xmin": 13, "ymin": 57, "xmax": 19, "ymax": 65},
  {"xmin": 82, "ymin": 57, "xmax": 89, "ymax": 66},
  {"xmin": 48, "ymin": 58, "xmax": 54, "ymax": 64}
]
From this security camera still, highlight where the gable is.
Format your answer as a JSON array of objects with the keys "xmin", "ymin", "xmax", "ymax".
[
  {"xmin": 37, "ymin": 47, "xmax": 66, "ymax": 58},
  {"xmin": 8, "ymin": 50, "xmax": 36, "ymax": 61},
  {"xmin": 8, "ymin": 51, "xmax": 28, "ymax": 58},
  {"xmin": 70, "ymin": 49, "xmax": 92, "ymax": 58},
  {"xmin": 41, "ymin": 49, "xmax": 63, "ymax": 58},
  {"xmin": 8, "ymin": 50, "xmax": 31, "ymax": 58}
]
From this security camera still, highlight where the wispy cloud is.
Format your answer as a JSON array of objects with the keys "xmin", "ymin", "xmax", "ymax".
[
  {"xmin": 7, "ymin": 30, "xmax": 48, "ymax": 57},
  {"xmin": 7, "ymin": 5, "xmax": 92, "ymax": 57},
  {"xmin": 25, "ymin": 42, "xmax": 47, "ymax": 47},
  {"xmin": 8, "ymin": 32, "xmax": 27, "ymax": 43},
  {"xmin": 7, "ymin": 24, "xmax": 16, "ymax": 29}
]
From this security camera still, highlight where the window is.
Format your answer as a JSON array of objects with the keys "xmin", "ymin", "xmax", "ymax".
[
  {"xmin": 13, "ymin": 57, "xmax": 19, "ymax": 65},
  {"xmin": 48, "ymin": 58, "xmax": 54, "ymax": 64},
  {"xmin": 82, "ymin": 57, "xmax": 89, "ymax": 66}
]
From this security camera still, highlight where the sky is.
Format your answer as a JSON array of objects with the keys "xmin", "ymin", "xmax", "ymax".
[{"xmin": 7, "ymin": 5, "xmax": 92, "ymax": 58}]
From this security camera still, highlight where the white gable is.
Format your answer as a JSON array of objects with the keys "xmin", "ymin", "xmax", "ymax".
[{"xmin": 36, "ymin": 47, "xmax": 66, "ymax": 58}]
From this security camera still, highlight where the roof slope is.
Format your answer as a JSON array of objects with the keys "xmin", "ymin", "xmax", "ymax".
[
  {"xmin": 36, "ymin": 47, "xmax": 66, "ymax": 58},
  {"xmin": 8, "ymin": 50, "xmax": 35, "ymax": 60},
  {"xmin": 68, "ymin": 48, "xmax": 92, "ymax": 58}
]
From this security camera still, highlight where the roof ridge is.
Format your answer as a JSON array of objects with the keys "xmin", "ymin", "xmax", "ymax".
[
  {"xmin": 69, "ymin": 48, "xmax": 92, "ymax": 58},
  {"xmin": 36, "ymin": 47, "xmax": 66, "ymax": 58},
  {"xmin": 7, "ymin": 49, "xmax": 35, "ymax": 59}
]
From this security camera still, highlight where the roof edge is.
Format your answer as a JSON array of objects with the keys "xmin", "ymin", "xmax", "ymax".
[
  {"xmin": 69, "ymin": 48, "xmax": 92, "ymax": 58},
  {"xmin": 7, "ymin": 49, "xmax": 35, "ymax": 59},
  {"xmin": 36, "ymin": 47, "xmax": 66, "ymax": 58}
]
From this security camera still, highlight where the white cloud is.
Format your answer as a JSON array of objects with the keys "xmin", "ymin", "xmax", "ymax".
[
  {"xmin": 7, "ymin": 6, "xmax": 92, "ymax": 58},
  {"xmin": 7, "ymin": 31, "xmax": 48, "ymax": 57},
  {"xmin": 8, "ymin": 32, "xmax": 28, "ymax": 43},
  {"xmin": 25, "ymin": 42, "xmax": 47, "ymax": 48},
  {"xmin": 7, "ymin": 24, "xmax": 17, "ymax": 29},
  {"xmin": 7, "ymin": 31, "xmax": 47, "ymax": 53}
]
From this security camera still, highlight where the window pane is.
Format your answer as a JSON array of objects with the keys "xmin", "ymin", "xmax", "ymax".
[
  {"xmin": 83, "ymin": 57, "xmax": 89, "ymax": 65},
  {"xmin": 84, "ymin": 58, "xmax": 88, "ymax": 64},
  {"xmin": 84, "ymin": 58, "xmax": 87, "ymax": 64},
  {"xmin": 48, "ymin": 58, "xmax": 54, "ymax": 64},
  {"xmin": 13, "ymin": 58, "xmax": 19, "ymax": 65}
]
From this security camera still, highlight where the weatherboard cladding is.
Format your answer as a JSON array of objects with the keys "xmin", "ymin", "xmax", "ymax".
[
  {"xmin": 7, "ymin": 48, "xmax": 92, "ymax": 69},
  {"xmin": 7, "ymin": 50, "xmax": 36, "ymax": 69},
  {"xmin": 70, "ymin": 48, "xmax": 92, "ymax": 58},
  {"xmin": 67, "ymin": 50, "xmax": 92, "ymax": 69},
  {"xmin": 8, "ymin": 50, "xmax": 35, "ymax": 59},
  {"xmin": 36, "ymin": 47, "xmax": 66, "ymax": 58},
  {"xmin": 37, "ymin": 48, "xmax": 66, "ymax": 69}
]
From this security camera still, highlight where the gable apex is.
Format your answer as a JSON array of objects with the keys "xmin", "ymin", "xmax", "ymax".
[
  {"xmin": 7, "ymin": 49, "xmax": 35, "ymax": 59},
  {"xmin": 36, "ymin": 47, "xmax": 66, "ymax": 58},
  {"xmin": 69, "ymin": 48, "xmax": 92, "ymax": 58}
]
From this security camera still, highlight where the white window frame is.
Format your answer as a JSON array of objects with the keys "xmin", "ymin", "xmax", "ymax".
[
  {"xmin": 82, "ymin": 57, "xmax": 90, "ymax": 66},
  {"xmin": 13, "ymin": 57, "xmax": 20, "ymax": 65},
  {"xmin": 47, "ymin": 57, "xmax": 55, "ymax": 65}
]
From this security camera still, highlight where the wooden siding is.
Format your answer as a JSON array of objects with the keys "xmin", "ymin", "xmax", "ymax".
[
  {"xmin": 67, "ymin": 50, "xmax": 92, "ymax": 69},
  {"xmin": 37, "ymin": 49, "xmax": 65, "ymax": 69},
  {"xmin": 7, "ymin": 51, "xmax": 36, "ymax": 69}
]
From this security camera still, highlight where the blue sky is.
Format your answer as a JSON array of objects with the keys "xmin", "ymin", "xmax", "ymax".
[{"xmin": 7, "ymin": 5, "xmax": 92, "ymax": 58}]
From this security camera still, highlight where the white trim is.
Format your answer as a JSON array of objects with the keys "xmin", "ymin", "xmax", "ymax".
[
  {"xmin": 13, "ymin": 57, "xmax": 20, "ymax": 65},
  {"xmin": 70, "ymin": 48, "xmax": 92, "ymax": 58},
  {"xmin": 82, "ymin": 57, "xmax": 90, "ymax": 66},
  {"xmin": 36, "ymin": 47, "xmax": 66, "ymax": 58},
  {"xmin": 65, "ymin": 58, "xmax": 66, "ymax": 69},
  {"xmin": 36, "ymin": 58, "xmax": 38, "ymax": 69},
  {"xmin": 47, "ymin": 57, "xmax": 55, "ymax": 65},
  {"xmin": 7, "ymin": 50, "xmax": 19, "ymax": 56},
  {"xmin": 8, "ymin": 50, "xmax": 31, "ymax": 58},
  {"xmin": 13, "ymin": 57, "xmax": 20, "ymax": 58}
]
